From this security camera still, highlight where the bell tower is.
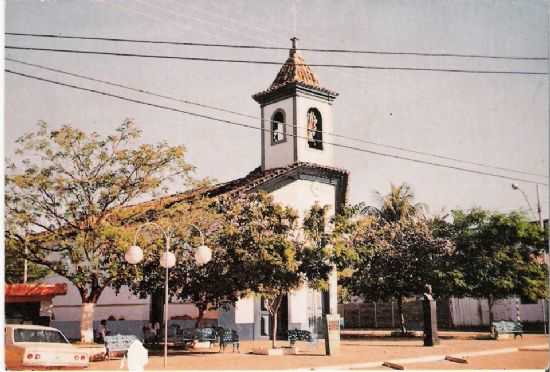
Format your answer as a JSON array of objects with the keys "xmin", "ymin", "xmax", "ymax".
[{"xmin": 253, "ymin": 38, "xmax": 339, "ymax": 170}]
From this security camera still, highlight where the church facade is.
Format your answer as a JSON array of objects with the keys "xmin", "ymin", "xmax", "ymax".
[{"xmin": 40, "ymin": 39, "xmax": 348, "ymax": 341}]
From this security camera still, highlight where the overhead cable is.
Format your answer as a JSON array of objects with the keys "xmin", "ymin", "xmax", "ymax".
[
  {"xmin": 6, "ymin": 32, "xmax": 548, "ymax": 61},
  {"xmin": 6, "ymin": 68, "xmax": 548, "ymax": 186},
  {"xmin": 5, "ymin": 46, "xmax": 547, "ymax": 76},
  {"xmin": 6, "ymin": 56, "xmax": 547, "ymax": 179}
]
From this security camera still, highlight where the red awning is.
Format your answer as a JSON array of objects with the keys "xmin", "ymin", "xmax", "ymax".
[{"xmin": 5, "ymin": 283, "xmax": 67, "ymax": 303}]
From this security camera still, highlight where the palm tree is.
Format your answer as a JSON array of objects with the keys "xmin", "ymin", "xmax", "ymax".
[
  {"xmin": 362, "ymin": 183, "xmax": 426, "ymax": 223},
  {"xmin": 361, "ymin": 182, "xmax": 427, "ymax": 335}
]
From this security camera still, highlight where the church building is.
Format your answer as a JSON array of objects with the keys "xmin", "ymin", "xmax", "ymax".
[{"xmin": 42, "ymin": 38, "xmax": 349, "ymax": 341}]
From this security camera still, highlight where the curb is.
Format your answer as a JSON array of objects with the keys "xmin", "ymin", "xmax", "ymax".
[{"xmin": 306, "ymin": 344, "xmax": 547, "ymax": 370}]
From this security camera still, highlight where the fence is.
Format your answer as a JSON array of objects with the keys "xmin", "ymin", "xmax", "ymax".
[{"xmin": 338, "ymin": 298, "xmax": 452, "ymax": 330}]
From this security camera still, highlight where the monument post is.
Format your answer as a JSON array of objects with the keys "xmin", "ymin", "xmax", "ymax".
[
  {"xmin": 423, "ymin": 284, "xmax": 440, "ymax": 346},
  {"xmin": 324, "ymin": 267, "xmax": 341, "ymax": 355}
]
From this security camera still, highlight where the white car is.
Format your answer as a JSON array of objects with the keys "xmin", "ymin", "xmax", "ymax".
[{"xmin": 5, "ymin": 324, "xmax": 89, "ymax": 370}]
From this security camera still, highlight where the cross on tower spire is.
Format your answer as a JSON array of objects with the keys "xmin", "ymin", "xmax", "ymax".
[{"xmin": 290, "ymin": 36, "xmax": 299, "ymax": 56}]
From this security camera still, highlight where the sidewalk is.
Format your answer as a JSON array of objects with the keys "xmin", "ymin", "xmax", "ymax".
[
  {"xmin": 88, "ymin": 334, "xmax": 548, "ymax": 370},
  {"xmin": 342, "ymin": 329, "xmax": 495, "ymax": 340}
]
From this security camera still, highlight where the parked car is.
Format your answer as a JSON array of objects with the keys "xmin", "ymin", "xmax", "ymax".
[{"xmin": 5, "ymin": 324, "xmax": 89, "ymax": 370}]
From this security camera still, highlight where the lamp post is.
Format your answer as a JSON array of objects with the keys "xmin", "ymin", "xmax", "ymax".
[
  {"xmin": 511, "ymin": 183, "xmax": 544, "ymax": 229},
  {"xmin": 125, "ymin": 222, "xmax": 212, "ymax": 368},
  {"xmin": 511, "ymin": 183, "xmax": 546, "ymax": 334}
]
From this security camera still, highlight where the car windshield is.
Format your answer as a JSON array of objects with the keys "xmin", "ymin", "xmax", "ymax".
[{"xmin": 13, "ymin": 329, "xmax": 68, "ymax": 343}]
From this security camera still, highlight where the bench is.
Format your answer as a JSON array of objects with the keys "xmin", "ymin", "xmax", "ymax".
[
  {"xmin": 491, "ymin": 321, "xmax": 523, "ymax": 339},
  {"xmin": 179, "ymin": 328, "xmax": 196, "ymax": 349},
  {"xmin": 143, "ymin": 329, "xmax": 158, "ymax": 346},
  {"xmin": 288, "ymin": 329, "xmax": 313, "ymax": 346},
  {"xmin": 154, "ymin": 326, "xmax": 182, "ymax": 347},
  {"xmin": 219, "ymin": 329, "xmax": 239, "ymax": 353},
  {"xmin": 104, "ymin": 334, "xmax": 139, "ymax": 359},
  {"xmin": 195, "ymin": 327, "xmax": 219, "ymax": 349}
]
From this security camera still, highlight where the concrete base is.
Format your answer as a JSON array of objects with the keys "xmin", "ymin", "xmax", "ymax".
[
  {"xmin": 519, "ymin": 345, "xmax": 549, "ymax": 351},
  {"xmin": 495, "ymin": 334, "xmax": 511, "ymax": 340},
  {"xmin": 192, "ymin": 341, "xmax": 212, "ymax": 349},
  {"xmin": 285, "ymin": 346, "xmax": 299, "ymax": 355},
  {"xmin": 251, "ymin": 347, "xmax": 285, "ymax": 356},
  {"xmin": 75, "ymin": 344, "xmax": 107, "ymax": 361}
]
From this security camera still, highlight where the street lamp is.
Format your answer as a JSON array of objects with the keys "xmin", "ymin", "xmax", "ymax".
[
  {"xmin": 125, "ymin": 222, "xmax": 212, "ymax": 368},
  {"xmin": 511, "ymin": 183, "xmax": 544, "ymax": 229}
]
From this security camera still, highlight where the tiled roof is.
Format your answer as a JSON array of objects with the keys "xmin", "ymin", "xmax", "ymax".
[
  {"xmin": 6, "ymin": 283, "xmax": 67, "ymax": 298},
  {"xmin": 270, "ymin": 49, "xmax": 320, "ymax": 90},
  {"xmin": 210, "ymin": 161, "xmax": 349, "ymax": 197},
  {"xmin": 121, "ymin": 162, "xmax": 349, "ymax": 215},
  {"xmin": 252, "ymin": 43, "xmax": 338, "ymax": 101}
]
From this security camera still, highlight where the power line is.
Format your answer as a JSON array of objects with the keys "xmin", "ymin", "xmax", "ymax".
[
  {"xmin": 6, "ymin": 56, "xmax": 547, "ymax": 180},
  {"xmin": 6, "ymin": 68, "xmax": 548, "ymax": 186},
  {"xmin": 6, "ymin": 32, "xmax": 548, "ymax": 61},
  {"xmin": 5, "ymin": 45, "xmax": 547, "ymax": 76}
]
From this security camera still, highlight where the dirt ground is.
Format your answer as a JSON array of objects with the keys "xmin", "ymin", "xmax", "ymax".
[
  {"xmin": 88, "ymin": 334, "xmax": 549, "ymax": 370},
  {"xmin": 402, "ymin": 350, "xmax": 548, "ymax": 370}
]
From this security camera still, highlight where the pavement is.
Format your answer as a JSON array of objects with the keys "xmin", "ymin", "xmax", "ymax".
[
  {"xmin": 341, "ymin": 329, "xmax": 495, "ymax": 339},
  {"xmin": 87, "ymin": 334, "xmax": 549, "ymax": 370}
]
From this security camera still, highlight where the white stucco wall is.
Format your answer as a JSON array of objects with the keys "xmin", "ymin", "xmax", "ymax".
[
  {"xmin": 269, "ymin": 178, "xmax": 336, "ymax": 220},
  {"xmin": 262, "ymin": 94, "xmax": 336, "ymax": 170},
  {"xmin": 42, "ymin": 274, "xmax": 208, "ymax": 322},
  {"xmin": 42, "ymin": 275, "xmax": 150, "ymax": 321},
  {"xmin": 263, "ymin": 97, "xmax": 295, "ymax": 170},
  {"xmin": 288, "ymin": 285, "xmax": 308, "ymax": 324},
  {"xmin": 450, "ymin": 297, "xmax": 546, "ymax": 326},
  {"xmin": 235, "ymin": 296, "xmax": 255, "ymax": 324}
]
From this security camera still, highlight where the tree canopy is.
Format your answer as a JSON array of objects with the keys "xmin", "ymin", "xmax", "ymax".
[
  {"xmin": 5, "ymin": 120, "xmax": 196, "ymax": 342},
  {"xmin": 215, "ymin": 193, "xmax": 332, "ymax": 348},
  {"xmin": 128, "ymin": 196, "xmax": 243, "ymax": 328},
  {"xmin": 336, "ymin": 183, "xmax": 455, "ymax": 334},
  {"xmin": 440, "ymin": 208, "xmax": 547, "ymax": 322}
]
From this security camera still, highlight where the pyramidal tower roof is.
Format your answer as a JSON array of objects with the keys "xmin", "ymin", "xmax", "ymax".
[
  {"xmin": 253, "ymin": 38, "xmax": 338, "ymax": 103},
  {"xmin": 270, "ymin": 37, "xmax": 320, "ymax": 89}
]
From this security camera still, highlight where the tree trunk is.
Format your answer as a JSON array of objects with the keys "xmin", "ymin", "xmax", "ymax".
[
  {"xmin": 397, "ymin": 296, "xmax": 407, "ymax": 335},
  {"xmin": 271, "ymin": 311, "xmax": 278, "ymax": 349},
  {"xmin": 80, "ymin": 302, "xmax": 95, "ymax": 343},
  {"xmin": 195, "ymin": 308, "xmax": 205, "ymax": 329}
]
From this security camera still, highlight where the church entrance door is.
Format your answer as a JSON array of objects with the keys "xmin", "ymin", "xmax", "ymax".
[
  {"xmin": 260, "ymin": 295, "xmax": 289, "ymax": 340},
  {"xmin": 276, "ymin": 295, "xmax": 289, "ymax": 340}
]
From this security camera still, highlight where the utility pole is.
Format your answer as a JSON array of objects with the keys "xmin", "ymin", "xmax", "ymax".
[
  {"xmin": 536, "ymin": 184, "xmax": 544, "ymax": 230},
  {"xmin": 512, "ymin": 183, "xmax": 547, "ymax": 333},
  {"xmin": 23, "ymin": 245, "xmax": 28, "ymax": 283}
]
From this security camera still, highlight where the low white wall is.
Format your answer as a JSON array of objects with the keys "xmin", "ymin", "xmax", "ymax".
[
  {"xmin": 451, "ymin": 297, "xmax": 546, "ymax": 326},
  {"xmin": 42, "ymin": 275, "xmax": 213, "ymax": 322}
]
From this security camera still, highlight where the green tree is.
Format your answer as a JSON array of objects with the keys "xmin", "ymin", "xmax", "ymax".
[
  {"xmin": 363, "ymin": 183, "xmax": 426, "ymax": 223},
  {"xmin": 5, "ymin": 121, "xmax": 194, "ymax": 342},
  {"xmin": 5, "ymin": 242, "xmax": 49, "ymax": 283},
  {"xmin": 337, "ymin": 183, "xmax": 455, "ymax": 335},
  {"xmin": 128, "ymin": 197, "xmax": 244, "ymax": 329},
  {"xmin": 446, "ymin": 208, "xmax": 547, "ymax": 325},
  {"xmin": 341, "ymin": 217, "xmax": 454, "ymax": 335},
  {"xmin": 217, "ymin": 193, "xmax": 332, "ymax": 348}
]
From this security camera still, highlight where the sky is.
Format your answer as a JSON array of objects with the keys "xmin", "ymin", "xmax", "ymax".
[{"xmin": 4, "ymin": 0, "xmax": 549, "ymax": 220}]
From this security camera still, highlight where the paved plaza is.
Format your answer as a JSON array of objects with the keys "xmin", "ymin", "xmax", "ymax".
[{"xmin": 89, "ymin": 334, "xmax": 548, "ymax": 370}]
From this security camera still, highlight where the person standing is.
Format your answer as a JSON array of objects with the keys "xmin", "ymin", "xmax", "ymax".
[{"xmin": 99, "ymin": 319, "xmax": 111, "ymax": 342}]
